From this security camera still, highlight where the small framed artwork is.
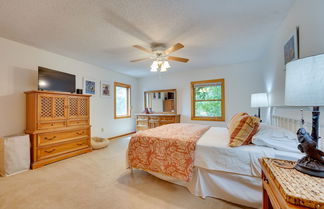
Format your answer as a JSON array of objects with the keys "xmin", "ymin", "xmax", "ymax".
[
  {"xmin": 83, "ymin": 77, "xmax": 96, "ymax": 95},
  {"xmin": 284, "ymin": 27, "xmax": 300, "ymax": 65},
  {"xmin": 100, "ymin": 81, "xmax": 111, "ymax": 98}
]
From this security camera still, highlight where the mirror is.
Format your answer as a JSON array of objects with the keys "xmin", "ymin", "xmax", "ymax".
[{"xmin": 144, "ymin": 89, "xmax": 177, "ymax": 114}]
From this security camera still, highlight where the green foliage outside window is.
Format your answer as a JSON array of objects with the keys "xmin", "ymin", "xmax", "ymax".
[{"xmin": 194, "ymin": 85, "xmax": 223, "ymax": 117}]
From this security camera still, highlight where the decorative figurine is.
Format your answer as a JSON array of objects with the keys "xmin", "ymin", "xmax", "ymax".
[{"xmin": 294, "ymin": 110, "xmax": 324, "ymax": 177}]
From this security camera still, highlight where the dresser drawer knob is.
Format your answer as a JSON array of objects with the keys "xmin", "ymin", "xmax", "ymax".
[
  {"xmin": 51, "ymin": 123, "xmax": 54, "ymax": 126},
  {"xmin": 44, "ymin": 148, "xmax": 56, "ymax": 153},
  {"xmin": 77, "ymin": 142, "xmax": 84, "ymax": 146},
  {"xmin": 76, "ymin": 131, "xmax": 85, "ymax": 135},
  {"xmin": 44, "ymin": 136, "xmax": 57, "ymax": 140}
]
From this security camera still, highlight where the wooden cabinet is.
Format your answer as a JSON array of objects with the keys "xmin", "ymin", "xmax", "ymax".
[
  {"xmin": 136, "ymin": 114, "xmax": 180, "ymax": 131},
  {"xmin": 163, "ymin": 100, "xmax": 175, "ymax": 112},
  {"xmin": 25, "ymin": 91, "xmax": 92, "ymax": 169},
  {"xmin": 68, "ymin": 96, "xmax": 89, "ymax": 119}
]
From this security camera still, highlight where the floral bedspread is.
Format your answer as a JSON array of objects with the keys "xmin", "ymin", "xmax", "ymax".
[{"xmin": 127, "ymin": 123, "xmax": 210, "ymax": 181}]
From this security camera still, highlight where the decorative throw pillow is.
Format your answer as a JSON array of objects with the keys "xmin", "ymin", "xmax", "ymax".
[
  {"xmin": 227, "ymin": 112, "xmax": 248, "ymax": 129},
  {"xmin": 228, "ymin": 114, "xmax": 260, "ymax": 147}
]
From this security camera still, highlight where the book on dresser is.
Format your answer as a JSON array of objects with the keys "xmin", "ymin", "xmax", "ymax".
[{"xmin": 25, "ymin": 91, "xmax": 92, "ymax": 169}]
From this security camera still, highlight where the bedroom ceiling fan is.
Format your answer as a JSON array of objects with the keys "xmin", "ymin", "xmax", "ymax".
[{"xmin": 130, "ymin": 43, "xmax": 189, "ymax": 72}]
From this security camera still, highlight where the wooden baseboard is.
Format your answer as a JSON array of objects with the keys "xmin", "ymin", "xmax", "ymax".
[{"xmin": 108, "ymin": 132, "xmax": 136, "ymax": 140}]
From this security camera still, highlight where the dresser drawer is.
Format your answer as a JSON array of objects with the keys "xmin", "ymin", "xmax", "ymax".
[
  {"xmin": 38, "ymin": 139, "xmax": 89, "ymax": 160},
  {"xmin": 38, "ymin": 128, "xmax": 89, "ymax": 146},
  {"xmin": 136, "ymin": 125, "xmax": 149, "ymax": 132},
  {"xmin": 67, "ymin": 120, "xmax": 89, "ymax": 126},
  {"xmin": 137, "ymin": 116, "xmax": 149, "ymax": 120},
  {"xmin": 159, "ymin": 121, "xmax": 175, "ymax": 126},
  {"xmin": 137, "ymin": 119, "xmax": 148, "ymax": 126},
  {"xmin": 148, "ymin": 116, "xmax": 160, "ymax": 120},
  {"xmin": 160, "ymin": 116, "xmax": 176, "ymax": 122},
  {"xmin": 38, "ymin": 121, "xmax": 66, "ymax": 130}
]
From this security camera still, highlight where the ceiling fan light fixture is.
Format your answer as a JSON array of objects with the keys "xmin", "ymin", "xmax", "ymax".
[
  {"xmin": 150, "ymin": 66, "xmax": 158, "ymax": 72},
  {"xmin": 151, "ymin": 61, "xmax": 158, "ymax": 69},
  {"xmin": 131, "ymin": 43, "xmax": 188, "ymax": 73},
  {"xmin": 163, "ymin": 61, "xmax": 170, "ymax": 68},
  {"xmin": 150, "ymin": 60, "xmax": 170, "ymax": 72},
  {"xmin": 160, "ymin": 66, "xmax": 168, "ymax": 72}
]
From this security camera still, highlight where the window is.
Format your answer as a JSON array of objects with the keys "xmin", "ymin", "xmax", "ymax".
[
  {"xmin": 114, "ymin": 82, "xmax": 131, "ymax": 119},
  {"xmin": 191, "ymin": 79, "xmax": 225, "ymax": 121}
]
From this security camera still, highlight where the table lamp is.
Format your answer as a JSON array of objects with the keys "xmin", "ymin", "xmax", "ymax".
[
  {"xmin": 285, "ymin": 53, "xmax": 324, "ymax": 177},
  {"xmin": 251, "ymin": 93, "xmax": 268, "ymax": 121}
]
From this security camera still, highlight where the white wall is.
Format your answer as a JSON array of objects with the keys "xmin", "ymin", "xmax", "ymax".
[
  {"xmin": 2, "ymin": 0, "xmax": 323, "ymax": 138},
  {"xmin": 262, "ymin": 0, "xmax": 324, "ymax": 106},
  {"xmin": 137, "ymin": 61, "xmax": 266, "ymax": 126},
  {"xmin": 0, "ymin": 37, "xmax": 138, "ymax": 138},
  {"xmin": 259, "ymin": 0, "xmax": 324, "ymax": 149}
]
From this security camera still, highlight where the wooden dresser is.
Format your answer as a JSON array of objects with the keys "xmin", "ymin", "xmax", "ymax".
[
  {"xmin": 25, "ymin": 91, "xmax": 92, "ymax": 169},
  {"xmin": 136, "ymin": 114, "xmax": 180, "ymax": 131}
]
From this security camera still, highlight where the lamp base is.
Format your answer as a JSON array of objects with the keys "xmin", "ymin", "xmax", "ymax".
[{"xmin": 295, "ymin": 156, "xmax": 324, "ymax": 178}]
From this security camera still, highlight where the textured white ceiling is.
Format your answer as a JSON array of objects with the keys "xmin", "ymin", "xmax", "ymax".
[{"xmin": 0, "ymin": 0, "xmax": 295, "ymax": 77}]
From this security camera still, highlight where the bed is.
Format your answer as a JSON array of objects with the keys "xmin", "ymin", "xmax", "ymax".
[{"xmin": 127, "ymin": 109, "xmax": 318, "ymax": 208}]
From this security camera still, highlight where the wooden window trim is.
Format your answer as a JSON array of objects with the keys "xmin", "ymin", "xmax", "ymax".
[
  {"xmin": 191, "ymin": 79, "xmax": 225, "ymax": 121},
  {"xmin": 114, "ymin": 82, "xmax": 131, "ymax": 119}
]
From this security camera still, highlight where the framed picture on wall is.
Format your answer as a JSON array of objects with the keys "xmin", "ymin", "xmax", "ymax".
[
  {"xmin": 83, "ymin": 77, "xmax": 96, "ymax": 95},
  {"xmin": 284, "ymin": 27, "xmax": 300, "ymax": 65},
  {"xmin": 100, "ymin": 80, "xmax": 111, "ymax": 98}
]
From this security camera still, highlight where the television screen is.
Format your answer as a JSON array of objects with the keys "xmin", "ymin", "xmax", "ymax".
[{"xmin": 38, "ymin": 67, "xmax": 76, "ymax": 93}]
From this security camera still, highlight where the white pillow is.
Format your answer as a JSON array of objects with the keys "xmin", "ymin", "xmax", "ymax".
[{"xmin": 252, "ymin": 124, "xmax": 300, "ymax": 153}]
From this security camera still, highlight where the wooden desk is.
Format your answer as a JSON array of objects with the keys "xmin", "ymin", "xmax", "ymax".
[{"xmin": 260, "ymin": 158, "xmax": 323, "ymax": 209}]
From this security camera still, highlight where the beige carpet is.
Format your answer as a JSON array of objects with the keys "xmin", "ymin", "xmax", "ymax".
[{"xmin": 0, "ymin": 137, "xmax": 249, "ymax": 209}]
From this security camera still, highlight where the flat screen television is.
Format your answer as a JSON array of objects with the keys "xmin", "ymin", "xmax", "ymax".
[{"xmin": 38, "ymin": 67, "xmax": 76, "ymax": 93}]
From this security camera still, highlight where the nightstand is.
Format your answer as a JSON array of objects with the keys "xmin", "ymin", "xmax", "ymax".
[{"xmin": 260, "ymin": 158, "xmax": 323, "ymax": 209}]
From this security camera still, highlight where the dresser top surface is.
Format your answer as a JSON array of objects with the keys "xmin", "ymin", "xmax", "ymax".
[
  {"xmin": 136, "ymin": 113, "xmax": 180, "ymax": 116},
  {"xmin": 25, "ymin": 90, "xmax": 91, "ymax": 97}
]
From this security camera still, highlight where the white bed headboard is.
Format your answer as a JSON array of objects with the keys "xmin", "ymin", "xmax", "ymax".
[{"xmin": 271, "ymin": 106, "xmax": 324, "ymax": 151}]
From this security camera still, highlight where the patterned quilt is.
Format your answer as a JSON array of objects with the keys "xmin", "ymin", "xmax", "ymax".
[{"xmin": 127, "ymin": 123, "xmax": 210, "ymax": 181}]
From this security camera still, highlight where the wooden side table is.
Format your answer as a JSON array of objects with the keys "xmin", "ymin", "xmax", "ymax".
[{"xmin": 260, "ymin": 158, "xmax": 323, "ymax": 209}]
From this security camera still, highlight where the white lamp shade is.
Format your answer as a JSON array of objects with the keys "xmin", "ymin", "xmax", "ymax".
[
  {"xmin": 251, "ymin": 93, "xmax": 268, "ymax": 107},
  {"xmin": 285, "ymin": 54, "xmax": 324, "ymax": 106}
]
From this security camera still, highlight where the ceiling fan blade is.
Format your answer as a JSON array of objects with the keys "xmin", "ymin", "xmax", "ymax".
[
  {"xmin": 167, "ymin": 56, "xmax": 189, "ymax": 63},
  {"xmin": 130, "ymin": 57, "xmax": 151, "ymax": 62},
  {"xmin": 133, "ymin": 45, "xmax": 152, "ymax": 53},
  {"xmin": 165, "ymin": 43, "xmax": 184, "ymax": 55}
]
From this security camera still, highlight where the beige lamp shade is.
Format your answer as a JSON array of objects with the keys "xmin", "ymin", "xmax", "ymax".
[
  {"xmin": 285, "ymin": 53, "xmax": 324, "ymax": 106},
  {"xmin": 251, "ymin": 93, "xmax": 268, "ymax": 108}
]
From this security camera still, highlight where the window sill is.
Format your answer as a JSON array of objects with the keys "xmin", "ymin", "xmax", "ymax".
[{"xmin": 114, "ymin": 115, "xmax": 131, "ymax": 119}]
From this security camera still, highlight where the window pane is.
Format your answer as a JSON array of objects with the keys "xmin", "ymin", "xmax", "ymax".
[
  {"xmin": 195, "ymin": 85, "xmax": 222, "ymax": 100},
  {"xmin": 116, "ymin": 86, "xmax": 128, "ymax": 116},
  {"xmin": 195, "ymin": 101, "xmax": 222, "ymax": 117}
]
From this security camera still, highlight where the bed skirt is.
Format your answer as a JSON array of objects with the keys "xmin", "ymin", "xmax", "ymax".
[{"xmin": 147, "ymin": 167, "xmax": 262, "ymax": 209}]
